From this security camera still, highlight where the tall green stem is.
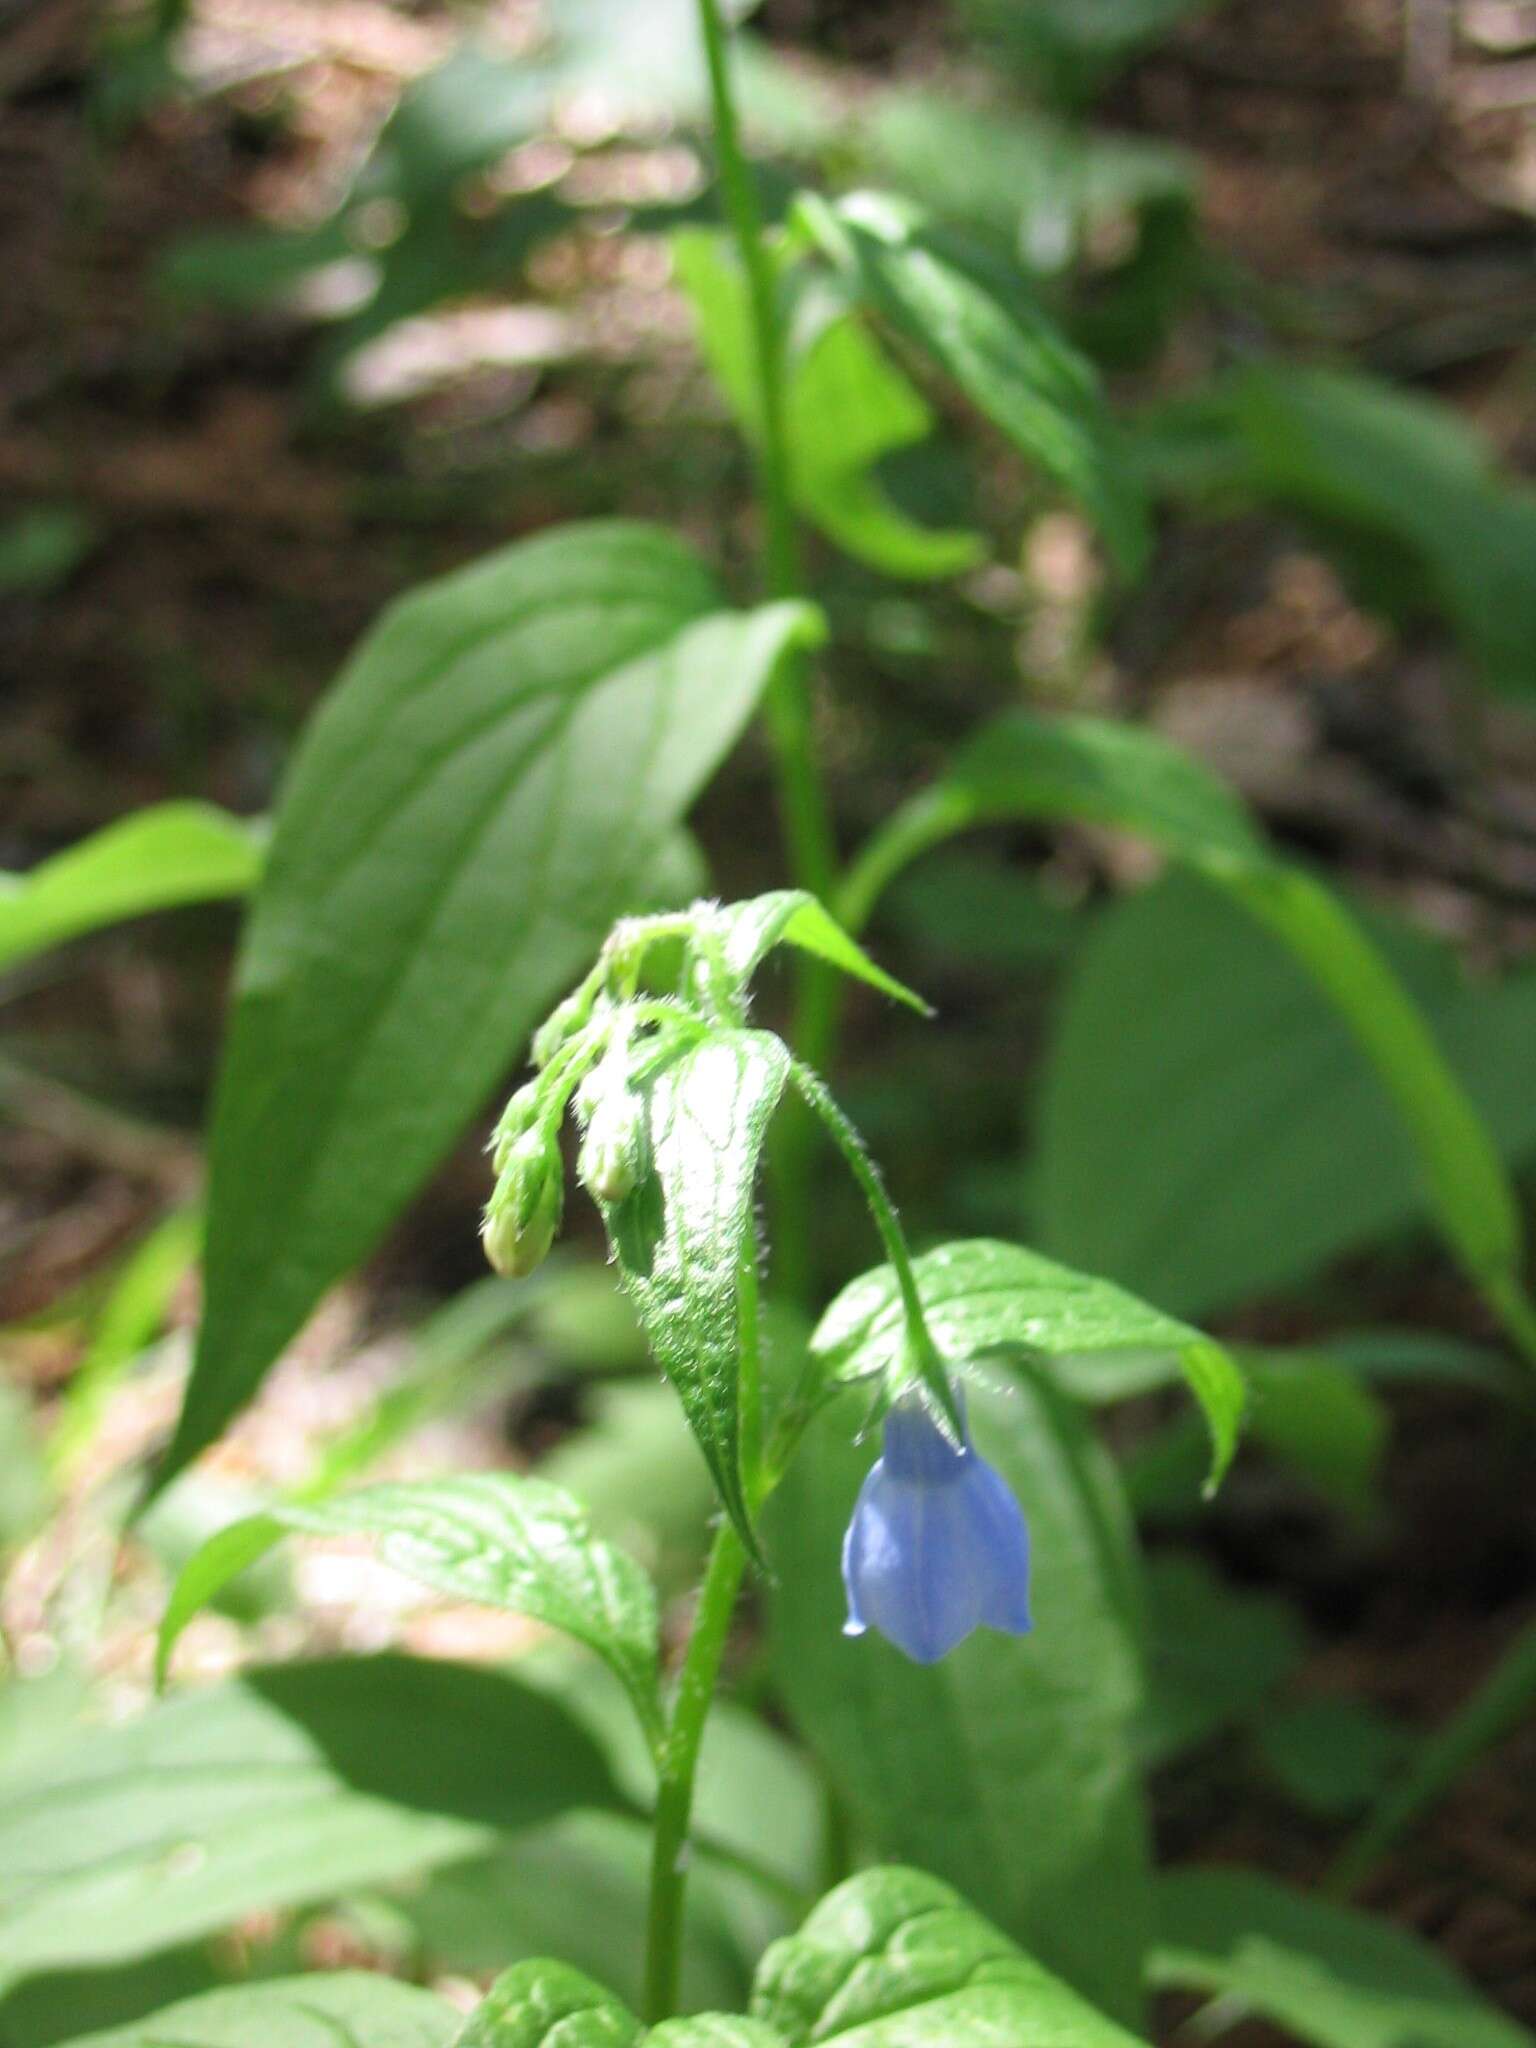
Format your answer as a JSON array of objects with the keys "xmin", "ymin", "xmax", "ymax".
[
  {"xmin": 696, "ymin": 0, "xmax": 838, "ymax": 1307},
  {"xmin": 642, "ymin": 1517, "xmax": 748, "ymax": 2022}
]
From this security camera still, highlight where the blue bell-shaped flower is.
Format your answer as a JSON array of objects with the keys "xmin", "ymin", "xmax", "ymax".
[{"xmin": 841, "ymin": 1393, "xmax": 1032, "ymax": 1664}]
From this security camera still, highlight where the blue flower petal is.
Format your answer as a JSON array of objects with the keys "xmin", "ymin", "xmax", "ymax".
[{"xmin": 841, "ymin": 1394, "xmax": 1032, "ymax": 1664}]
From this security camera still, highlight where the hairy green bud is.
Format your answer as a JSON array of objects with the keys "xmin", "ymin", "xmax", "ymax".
[
  {"xmin": 482, "ymin": 1128, "xmax": 564, "ymax": 1277},
  {"xmin": 577, "ymin": 1091, "xmax": 646, "ymax": 1206}
]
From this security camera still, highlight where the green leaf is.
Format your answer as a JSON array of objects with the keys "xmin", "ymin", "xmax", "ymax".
[
  {"xmin": 855, "ymin": 708, "xmax": 1527, "ymax": 1336},
  {"xmin": 46, "ymin": 1974, "xmax": 459, "ymax": 2048},
  {"xmin": 673, "ymin": 231, "xmax": 984, "ymax": 581},
  {"xmin": 1038, "ymin": 873, "xmax": 1536, "ymax": 1318},
  {"xmin": 799, "ymin": 192, "xmax": 1150, "ymax": 576},
  {"xmin": 157, "ymin": 1474, "xmax": 662, "ymax": 1747},
  {"xmin": 602, "ymin": 1029, "xmax": 790, "ymax": 1553},
  {"xmin": 814, "ymin": 1237, "xmax": 1244, "ymax": 1488},
  {"xmin": 0, "ymin": 804, "xmax": 262, "ymax": 981},
  {"xmin": 1151, "ymin": 1869, "xmax": 1534, "ymax": 2048},
  {"xmin": 164, "ymin": 522, "xmax": 819, "ymax": 1497},
  {"xmin": 539, "ymin": 1381, "xmax": 716, "ymax": 1592},
  {"xmin": 452, "ymin": 1960, "xmax": 642, "ymax": 2048},
  {"xmin": 1139, "ymin": 1553, "xmax": 1305, "ymax": 1765},
  {"xmin": 708, "ymin": 892, "xmax": 928, "ymax": 1013},
  {"xmin": 49, "ymin": 1205, "xmax": 203, "ymax": 1479},
  {"xmin": 766, "ymin": 1374, "xmax": 1152, "ymax": 2025},
  {"xmin": 0, "ymin": 1655, "xmax": 615, "ymax": 1989},
  {"xmin": 959, "ymin": 0, "xmax": 1216, "ymax": 102},
  {"xmin": 753, "ymin": 1865, "xmax": 1151, "ymax": 2043},
  {"xmin": 649, "ymin": 2025, "xmax": 784, "ymax": 2046}
]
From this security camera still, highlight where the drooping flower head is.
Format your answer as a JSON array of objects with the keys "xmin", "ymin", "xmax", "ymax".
[{"xmin": 841, "ymin": 1391, "xmax": 1031, "ymax": 1665}]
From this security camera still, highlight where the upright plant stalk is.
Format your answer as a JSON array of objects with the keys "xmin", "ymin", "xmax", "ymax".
[
  {"xmin": 642, "ymin": 1516, "xmax": 749, "ymax": 2022},
  {"xmin": 695, "ymin": 0, "xmax": 839, "ymax": 1305}
]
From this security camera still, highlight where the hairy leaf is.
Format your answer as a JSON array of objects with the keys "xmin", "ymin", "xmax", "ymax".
[
  {"xmin": 165, "ymin": 522, "xmax": 818, "ymax": 1495},
  {"xmin": 157, "ymin": 1474, "xmax": 661, "ymax": 1746},
  {"xmin": 754, "ymin": 1865, "xmax": 1151, "ymax": 2043},
  {"xmin": 815, "ymin": 1237, "xmax": 1243, "ymax": 1487},
  {"xmin": 603, "ymin": 1030, "xmax": 789, "ymax": 1550},
  {"xmin": 708, "ymin": 892, "xmax": 928, "ymax": 1013}
]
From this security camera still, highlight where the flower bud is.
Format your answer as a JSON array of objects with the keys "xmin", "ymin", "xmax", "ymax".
[
  {"xmin": 577, "ymin": 1092, "xmax": 645, "ymax": 1206},
  {"xmin": 490, "ymin": 1081, "xmax": 543, "ymax": 1172},
  {"xmin": 482, "ymin": 1128, "xmax": 563, "ymax": 1277}
]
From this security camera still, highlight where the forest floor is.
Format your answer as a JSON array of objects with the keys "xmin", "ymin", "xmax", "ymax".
[{"xmin": 4, "ymin": 0, "xmax": 1536, "ymax": 2038}]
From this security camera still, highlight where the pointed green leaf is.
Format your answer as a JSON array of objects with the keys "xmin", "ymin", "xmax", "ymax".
[
  {"xmin": 157, "ymin": 1474, "xmax": 661, "ymax": 1746},
  {"xmin": 602, "ymin": 1030, "xmax": 789, "ymax": 1553},
  {"xmin": 1152, "ymin": 1869, "xmax": 1534, "ymax": 2048},
  {"xmin": 0, "ymin": 1656, "xmax": 615, "ymax": 1989},
  {"xmin": 47, "ymin": 1974, "xmax": 459, "ymax": 2048},
  {"xmin": 766, "ymin": 1375, "xmax": 1152, "ymax": 2025},
  {"xmin": 854, "ymin": 708, "xmax": 1529, "ymax": 1350},
  {"xmin": 1039, "ymin": 872, "xmax": 1536, "ymax": 1319},
  {"xmin": 673, "ymin": 230, "xmax": 983, "ymax": 582},
  {"xmin": 0, "ymin": 803, "xmax": 263, "ymax": 980},
  {"xmin": 800, "ymin": 192, "xmax": 1150, "ymax": 576},
  {"xmin": 163, "ymin": 521, "xmax": 820, "ymax": 1496},
  {"xmin": 709, "ymin": 892, "xmax": 928, "ymax": 1013},
  {"xmin": 453, "ymin": 1961, "xmax": 642, "ymax": 2048},
  {"xmin": 753, "ymin": 1866, "xmax": 1151, "ymax": 2044},
  {"xmin": 815, "ymin": 1237, "xmax": 1243, "ymax": 1488}
]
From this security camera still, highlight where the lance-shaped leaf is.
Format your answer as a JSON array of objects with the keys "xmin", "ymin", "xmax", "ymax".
[
  {"xmin": 1151, "ymin": 1869, "xmax": 1533, "ymax": 2048},
  {"xmin": 815, "ymin": 1237, "xmax": 1243, "ymax": 1489},
  {"xmin": 753, "ymin": 1865, "xmax": 1151, "ymax": 2044},
  {"xmin": 707, "ymin": 891, "xmax": 928, "ymax": 1013},
  {"xmin": 845, "ymin": 708, "xmax": 1530, "ymax": 1358},
  {"xmin": 161, "ymin": 522, "xmax": 819, "ymax": 1496},
  {"xmin": 0, "ymin": 1656, "xmax": 615, "ymax": 1991},
  {"xmin": 0, "ymin": 803, "xmax": 263, "ymax": 981},
  {"xmin": 47, "ymin": 1974, "xmax": 459, "ymax": 2048},
  {"xmin": 157, "ymin": 1474, "xmax": 662, "ymax": 1748},
  {"xmin": 601, "ymin": 1030, "xmax": 789, "ymax": 1553},
  {"xmin": 766, "ymin": 1376, "xmax": 1152, "ymax": 2025},
  {"xmin": 798, "ymin": 192, "xmax": 1150, "ymax": 577}
]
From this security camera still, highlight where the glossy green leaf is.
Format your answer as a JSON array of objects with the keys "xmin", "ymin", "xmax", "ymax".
[
  {"xmin": 753, "ymin": 1865, "xmax": 1151, "ymax": 2043},
  {"xmin": 814, "ymin": 1237, "xmax": 1244, "ymax": 1487},
  {"xmin": 1152, "ymin": 1869, "xmax": 1534, "ymax": 2048},
  {"xmin": 48, "ymin": 1974, "xmax": 458, "ymax": 2048},
  {"xmin": 164, "ymin": 522, "xmax": 818, "ymax": 1496},
  {"xmin": 602, "ymin": 1029, "xmax": 790, "ymax": 1552},
  {"xmin": 453, "ymin": 1961, "xmax": 641, "ymax": 2048},
  {"xmin": 708, "ymin": 892, "xmax": 928, "ymax": 1013},
  {"xmin": 0, "ymin": 1656, "xmax": 615, "ymax": 1990},
  {"xmin": 1039, "ymin": 873, "xmax": 1536, "ymax": 1318},
  {"xmin": 674, "ymin": 231, "xmax": 983, "ymax": 581},
  {"xmin": 799, "ymin": 192, "xmax": 1150, "ymax": 576},
  {"xmin": 157, "ymin": 1474, "xmax": 661, "ymax": 1746},
  {"xmin": 0, "ymin": 804, "xmax": 262, "ymax": 981},
  {"xmin": 766, "ymin": 1374, "xmax": 1152, "ymax": 2024},
  {"xmin": 648, "ymin": 2024, "xmax": 784, "ymax": 2046}
]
